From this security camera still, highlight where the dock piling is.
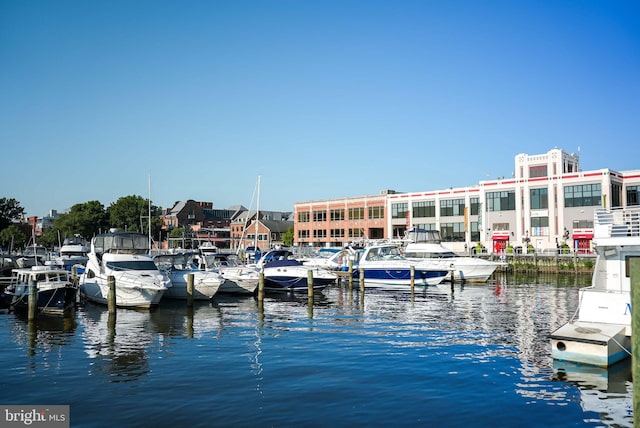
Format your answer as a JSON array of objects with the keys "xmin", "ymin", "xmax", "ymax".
[
  {"xmin": 410, "ymin": 265, "xmax": 415, "ymax": 294},
  {"xmin": 258, "ymin": 269, "xmax": 265, "ymax": 301},
  {"xmin": 27, "ymin": 279, "xmax": 37, "ymax": 321},
  {"xmin": 187, "ymin": 273, "xmax": 194, "ymax": 306},
  {"xmin": 108, "ymin": 275, "xmax": 116, "ymax": 314},
  {"xmin": 307, "ymin": 269, "xmax": 314, "ymax": 299}
]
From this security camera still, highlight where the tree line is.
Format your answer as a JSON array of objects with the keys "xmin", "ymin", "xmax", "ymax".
[{"xmin": 0, "ymin": 196, "xmax": 164, "ymax": 252}]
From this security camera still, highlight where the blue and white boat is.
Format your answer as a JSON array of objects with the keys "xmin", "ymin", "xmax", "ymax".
[
  {"xmin": 256, "ymin": 249, "xmax": 337, "ymax": 291},
  {"xmin": 351, "ymin": 242, "xmax": 450, "ymax": 287},
  {"xmin": 550, "ymin": 207, "xmax": 640, "ymax": 366}
]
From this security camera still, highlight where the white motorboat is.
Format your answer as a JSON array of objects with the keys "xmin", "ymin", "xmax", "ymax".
[
  {"xmin": 55, "ymin": 235, "xmax": 89, "ymax": 271},
  {"xmin": 6, "ymin": 265, "xmax": 77, "ymax": 315},
  {"xmin": 550, "ymin": 207, "xmax": 640, "ymax": 366},
  {"xmin": 16, "ymin": 243, "xmax": 49, "ymax": 268},
  {"xmin": 154, "ymin": 252, "xmax": 227, "ymax": 300},
  {"xmin": 352, "ymin": 242, "xmax": 450, "ymax": 287},
  {"xmin": 255, "ymin": 249, "xmax": 338, "ymax": 291},
  {"xmin": 402, "ymin": 229, "xmax": 505, "ymax": 282},
  {"xmin": 205, "ymin": 253, "xmax": 259, "ymax": 295},
  {"xmin": 79, "ymin": 230, "xmax": 171, "ymax": 309},
  {"xmin": 301, "ymin": 248, "xmax": 346, "ymax": 270}
]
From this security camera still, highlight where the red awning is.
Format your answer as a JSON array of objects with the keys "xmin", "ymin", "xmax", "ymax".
[
  {"xmin": 491, "ymin": 235, "xmax": 509, "ymax": 241},
  {"xmin": 572, "ymin": 233, "xmax": 594, "ymax": 240}
]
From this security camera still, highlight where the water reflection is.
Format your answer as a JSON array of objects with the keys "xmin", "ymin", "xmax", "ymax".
[
  {"xmin": 553, "ymin": 359, "xmax": 633, "ymax": 426},
  {"xmin": 1, "ymin": 273, "xmax": 631, "ymax": 426},
  {"xmin": 79, "ymin": 304, "xmax": 154, "ymax": 382},
  {"xmin": 9, "ymin": 313, "xmax": 78, "ymax": 364}
]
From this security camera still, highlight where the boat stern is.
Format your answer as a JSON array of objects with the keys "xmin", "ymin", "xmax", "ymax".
[{"xmin": 550, "ymin": 321, "xmax": 630, "ymax": 367}]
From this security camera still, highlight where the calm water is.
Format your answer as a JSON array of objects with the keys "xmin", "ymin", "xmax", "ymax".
[{"xmin": 0, "ymin": 274, "xmax": 633, "ymax": 428}]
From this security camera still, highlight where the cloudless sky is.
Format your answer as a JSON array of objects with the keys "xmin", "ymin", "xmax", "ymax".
[{"xmin": 2, "ymin": 0, "xmax": 639, "ymax": 218}]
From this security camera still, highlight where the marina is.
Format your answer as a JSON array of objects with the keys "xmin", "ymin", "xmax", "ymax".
[{"xmin": 0, "ymin": 274, "xmax": 632, "ymax": 427}]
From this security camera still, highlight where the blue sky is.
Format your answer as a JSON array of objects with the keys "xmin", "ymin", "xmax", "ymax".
[{"xmin": 2, "ymin": 1, "xmax": 639, "ymax": 218}]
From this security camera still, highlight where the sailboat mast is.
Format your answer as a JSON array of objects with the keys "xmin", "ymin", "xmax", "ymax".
[
  {"xmin": 148, "ymin": 174, "xmax": 152, "ymax": 252},
  {"xmin": 255, "ymin": 175, "xmax": 260, "ymax": 250}
]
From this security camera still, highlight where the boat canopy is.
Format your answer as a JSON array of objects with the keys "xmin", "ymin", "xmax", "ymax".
[{"xmin": 94, "ymin": 232, "xmax": 149, "ymax": 255}]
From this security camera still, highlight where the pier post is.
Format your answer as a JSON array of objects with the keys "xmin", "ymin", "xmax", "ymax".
[
  {"xmin": 348, "ymin": 260, "xmax": 353, "ymax": 288},
  {"xmin": 410, "ymin": 265, "xmax": 415, "ymax": 294},
  {"xmin": 27, "ymin": 279, "xmax": 37, "ymax": 321},
  {"xmin": 108, "ymin": 275, "xmax": 116, "ymax": 314},
  {"xmin": 359, "ymin": 267, "xmax": 365, "ymax": 294},
  {"xmin": 258, "ymin": 269, "xmax": 265, "ymax": 301},
  {"xmin": 187, "ymin": 273, "xmax": 194, "ymax": 306},
  {"xmin": 307, "ymin": 269, "xmax": 314, "ymax": 299},
  {"xmin": 630, "ymin": 257, "xmax": 640, "ymax": 427}
]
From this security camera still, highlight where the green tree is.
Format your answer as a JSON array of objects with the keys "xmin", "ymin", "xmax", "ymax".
[
  {"xmin": 169, "ymin": 227, "xmax": 186, "ymax": 249},
  {"xmin": 0, "ymin": 224, "xmax": 27, "ymax": 251},
  {"xmin": 282, "ymin": 227, "xmax": 294, "ymax": 247},
  {"xmin": 0, "ymin": 198, "xmax": 25, "ymax": 231},
  {"xmin": 53, "ymin": 200, "xmax": 109, "ymax": 240},
  {"xmin": 108, "ymin": 195, "xmax": 163, "ymax": 237}
]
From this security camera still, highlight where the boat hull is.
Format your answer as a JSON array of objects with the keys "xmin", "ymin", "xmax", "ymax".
[
  {"xmin": 11, "ymin": 286, "xmax": 77, "ymax": 316},
  {"xmin": 219, "ymin": 276, "xmax": 259, "ymax": 294},
  {"xmin": 353, "ymin": 267, "xmax": 449, "ymax": 286},
  {"xmin": 80, "ymin": 279, "xmax": 166, "ymax": 309},
  {"xmin": 263, "ymin": 266, "xmax": 337, "ymax": 291},
  {"xmin": 162, "ymin": 271, "xmax": 225, "ymax": 300}
]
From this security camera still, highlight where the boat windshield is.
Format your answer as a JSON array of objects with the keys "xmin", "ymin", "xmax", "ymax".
[
  {"xmin": 405, "ymin": 229, "xmax": 442, "ymax": 244},
  {"xmin": 366, "ymin": 246, "xmax": 402, "ymax": 260},
  {"xmin": 404, "ymin": 250, "xmax": 457, "ymax": 258},
  {"xmin": 94, "ymin": 233, "xmax": 149, "ymax": 254},
  {"xmin": 106, "ymin": 260, "xmax": 159, "ymax": 271}
]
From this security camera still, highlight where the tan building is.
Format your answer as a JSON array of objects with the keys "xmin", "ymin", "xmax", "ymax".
[{"xmin": 294, "ymin": 194, "xmax": 387, "ymax": 249}]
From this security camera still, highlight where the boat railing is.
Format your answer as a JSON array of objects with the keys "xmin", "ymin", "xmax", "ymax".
[{"xmin": 595, "ymin": 206, "xmax": 640, "ymax": 238}]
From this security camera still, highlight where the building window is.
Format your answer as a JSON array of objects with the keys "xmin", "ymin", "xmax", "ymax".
[
  {"xmin": 440, "ymin": 199, "xmax": 465, "ymax": 217},
  {"xmin": 486, "ymin": 191, "xmax": 515, "ymax": 211},
  {"xmin": 470, "ymin": 197, "xmax": 480, "ymax": 215},
  {"xmin": 313, "ymin": 210, "xmax": 327, "ymax": 222},
  {"xmin": 330, "ymin": 229, "xmax": 345, "ymax": 238},
  {"xmin": 368, "ymin": 206, "xmax": 384, "ymax": 219},
  {"xmin": 612, "ymin": 183, "xmax": 622, "ymax": 207},
  {"xmin": 531, "ymin": 217, "xmax": 549, "ymax": 236},
  {"xmin": 572, "ymin": 220, "xmax": 593, "ymax": 228},
  {"xmin": 440, "ymin": 222, "xmax": 465, "ymax": 241},
  {"xmin": 298, "ymin": 230, "xmax": 309, "ymax": 239},
  {"xmin": 348, "ymin": 207, "xmax": 364, "ymax": 220},
  {"xmin": 529, "ymin": 165, "xmax": 547, "ymax": 178},
  {"xmin": 368, "ymin": 228, "xmax": 384, "ymax": 239},
  {"xmin": 470, "ymin": 221, "xmax": 480, "ymax": 241},
  {"xmin": 349, "ymin": 228, "xmax": 364, "ymax": 238},
  {"xmin": 627, "ymin": 185, "xmax": 640, "ymax": 206},
  {"xmin": 414, "ymin": 223, "xmax": 436, "ymax": 230},
  {"xmin": 564, "ymin": 184, "xmax": 601, "ymax": 207},
  {"xmin": 391, "ymin": 203, "xmax": 409, "ymax": 219},
  {"xmin": 298, "ymin": 211, "xmax": 310, "ymax": 223},
  {"xmin": 313, "ymin": 229, "xmax": 327, "ymax": 239},
  {"xmin": 330, "ymin": 209, "xmax": 345, "ymax": 221},
  {"xmin": 492, "ymin": 223, "xmax": 509, "ymax": 231},
  {"xmin": 413, "ymin": 201, "xmax": 435, "ymax": 218},
  {"xmin": 530, "ymin": 188, "xmax": 548, "ymax": 209}
]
